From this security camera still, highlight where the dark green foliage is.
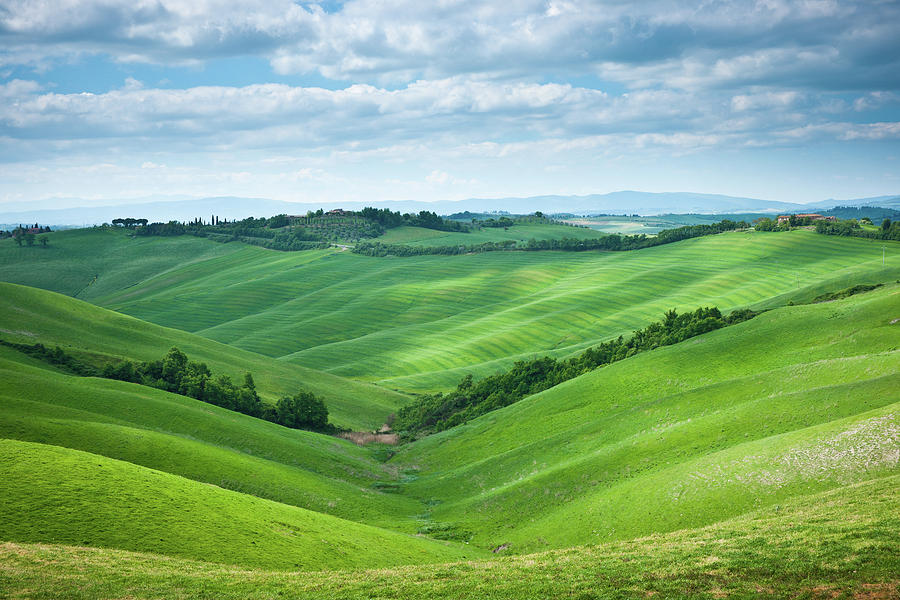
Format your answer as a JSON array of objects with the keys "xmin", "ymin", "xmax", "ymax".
[
  {"xmin": 112, "ymin": 218, "xmax": 149, "ymax": 227},
  {"xmin": 354, "ymin": 220, "xmax": 748, "ymax": 257},
  {"xmin": 821, "ymin": 206, "xmax": 900, "ymax": 221},
  {"xmin": 394, "ymin": 307, "xmax": 759, "ymax": 437},
  {"xmin": 0, "ymin": 338, "xmax": 332, "ymax": 432},
  {"xmin": 812, "ymin": 283, "xmax": 883, "ymax": 303},
  {"xmin": 132, "ymin": 208, "xmax": 466, "ymax": 250},
  {"xmin": 0, "ymin": 340, "xmax": 98, "ymax": 376},
  {"xmin": 354, "ymin": 240, "xmax": 517, "ymax": 256},
  {"xmin": 816, "ymin": 218, "xmax": 900, "ymax": 240},
  {"xmin": 275, "ymin": 392, "xmax": 332, "ymax": 432}
]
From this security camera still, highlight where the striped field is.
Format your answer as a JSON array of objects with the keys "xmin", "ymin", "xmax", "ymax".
[{"xmin": 73, "ymin": 229, "xmax": 900, "ymax": 392}]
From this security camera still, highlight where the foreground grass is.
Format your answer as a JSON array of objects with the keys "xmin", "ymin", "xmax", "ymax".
[
  {"xmin": 0, "ymin": 439, "xmax": 478, "ymax": 571},
  {"xmin": 1, "ymin": 475, "xmax": 897, "ymax": 599},
  {"xmin": 0, "ymin": 346, "xmax": 427, "ymax": 531}
]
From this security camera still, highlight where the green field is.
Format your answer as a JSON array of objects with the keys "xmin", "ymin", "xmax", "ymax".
[
  {"xmin": 2, "ymin": 475, "xmax": 897, "ymax": 598},
  {"xmin": 0, "ymin": 281, "xmax": 407, "ymax": 429},
  {"xmin": 1, "ymin": 224, "xmax": 898, "ymax": 597},
  {"xmin": 395, "ymin": 283, "xmax": 900, "ymax": 552},
  {"xmin": 377, "ymin": 223, "xmax": 602, "ymax": 246},
  {"xmin": 11, "ymin": 228, "xmax": 890, "ymax": 393}
]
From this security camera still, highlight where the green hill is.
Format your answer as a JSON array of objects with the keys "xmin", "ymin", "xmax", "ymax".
[
  {"xmin": 2, "ymin": 475, "xmax": 896, "ymax": 598},
  {"xmin": 394, "ymin": 283, "xmax": 900, "ymax": 552},
  {"xmin": 105, "ymin": 230, "xmax": 900, "ymax": 392},
  {"xmin": 0, "ymin": 345, "xmax": 423, "ymax": 531},
  {"xmin": 0, "ymin": 438, "xmax": 476, "ymax": 570},
  {"xmin": 1, "ymin": 226, "xmax": 897, "ymax": 596},
  {"xmin": 377, "ymin": 223, "xmax": 602, "ymax": 246},
  {"xmin": 3, "ymin": 228, "xmax": 897, "ymax": 394},
  {"xmin": 0, "ymin": 281, "xmax": 407, "ymax": 429}
]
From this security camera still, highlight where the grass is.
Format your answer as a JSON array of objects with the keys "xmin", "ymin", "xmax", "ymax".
[
  {"xmin": 393, "ymin": 283, "xmax": 900, "ymax": 552},
  {"xmin": 377, "ymin": 223, "xmax": 603, "ymax": 246},
  {"xmin": 0, "ymin": 345, "xmax": 429, "ymax": 532},
  {"xmin": 0, "ymin": 474, "xmax": 896, "ymax": 598},
  {"xmin": 0, "ymin": 281, "xmax": 408, "ymax": 429},
  {"xmin": 0, "ymin": 227, "xmax": 897, "ymax": 596},
  {"xmin": 3, "ymin": 228, "xmax": 897, "ymax": 393},
  {"xmin": 90, "ymin": 230, "xmax": 900, "ymax": 392},
  {"xmin": 0, "ymin": 439, "xmax": 478, "ymax": 571}
]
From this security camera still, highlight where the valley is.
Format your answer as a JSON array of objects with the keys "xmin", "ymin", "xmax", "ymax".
[{"xmin": 0, "ymin": 221, "xmax": 897, "ymax": 598}]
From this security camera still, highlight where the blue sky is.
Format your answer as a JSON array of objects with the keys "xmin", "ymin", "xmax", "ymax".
[{"xmin": 1, "ymin": 0, "xmax": 899, "ymax": 208}]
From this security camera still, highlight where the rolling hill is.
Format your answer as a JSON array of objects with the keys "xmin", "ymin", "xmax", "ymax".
[
  {"xmin": 0, "ymin": 223, "xmax": 897, "ymax": 597},
  {"xmin": 0, "ymin": 281, "xmax": 407, "ymax": 430}
]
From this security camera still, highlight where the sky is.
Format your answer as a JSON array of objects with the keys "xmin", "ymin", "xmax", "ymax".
[{"xmin": 1, "ymin": 0, "xmax": 899, "ymax": 208}]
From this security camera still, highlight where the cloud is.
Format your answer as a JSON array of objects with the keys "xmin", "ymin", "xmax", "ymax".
[{"xmin": 2, "ymin": 0, "xmax": 899, "ymax": 92}]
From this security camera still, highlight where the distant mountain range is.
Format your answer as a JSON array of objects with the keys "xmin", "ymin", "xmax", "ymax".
[{"xmin": 2, "ymin": 192, "xmax": 898, "ymax": 228}]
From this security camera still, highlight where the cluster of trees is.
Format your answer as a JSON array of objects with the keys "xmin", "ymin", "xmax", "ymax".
[
  {"xmin": 815, "ymin": 218, "xmax": 900, "ymax": 240},
  {"xmin": 0, "ymin": 338, "xmax": 333, "ymax": 432},
  {"xmin": 2, "ymin": 224, "xmax": 52, "ymax": 246},
  {"xmin": 0, "ymin": 339, "xmax": 98, "ymax": 376},
  {"xmin": 101, "ymin": 347, "xmax": 333, "ymax": 432},
  {"xmin": 111, "ymin": 218, "xmax": 149, "ymax": 228},
  {"xmin": 394, "ymin": 307, "xmax": 759, "ymax": 437},
  {"xmin": 126, "ymin": 207, "xmax": 467, "ymax": 250},
  {"xmin": 812, "ymin": 283, "xmax": 882, "ymax": 303},
  {"xmin": 480, "ymin": 216, "xmax": 515, "ymax": 228}
]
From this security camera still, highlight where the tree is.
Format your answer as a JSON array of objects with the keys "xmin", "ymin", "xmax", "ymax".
[
  {"xmin": 275, "ymin": 391, "xmax": 330, "ymax": 431},
  {"xmin": 24, "ymin": 233, "xmax": 35, "ymax": 246},
  {"xmin": 883, "ymin": 218, "xmax": 892, "ymax": 232},
  {"xmin": 38, "ymin": 236, "xmax": 48, "ymax": 247}
]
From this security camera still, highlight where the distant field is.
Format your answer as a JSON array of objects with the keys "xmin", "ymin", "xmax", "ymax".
[
  {"xmin": 563, "ymin": 213, "xmax": 769, "ymax": 234},
  {"xmin": 377, "ymin": 223, "xmax": 601, "ymax": 246},
  {"xmin": 1, "ymin": 229, "xmax": 897, "ymax": 393}
]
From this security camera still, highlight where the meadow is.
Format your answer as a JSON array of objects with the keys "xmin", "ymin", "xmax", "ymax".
[
  {"xmin": 0, "ymin": 281, "xmax": 407, "ymax": 429},
  {"xmin": 0, "ymin": 223, "xmax": 897, "ymax": 597},
  {"xmin": 1, "ymin": 475, "xmax": 897, "ymax": 598},
  {"xmin": 79, "ymin": 229, "xmax": 900, "ymax": 392}
]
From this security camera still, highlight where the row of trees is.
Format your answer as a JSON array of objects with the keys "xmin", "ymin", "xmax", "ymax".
[
  {"xmin": 815, "ymin": 217, "xmax": 900, "ymax": 241},
  {"xmin": 0, "ymin": 338, "xmax": 332, "ymax": 432},
  {"xmin": 394, "ymin": 307, "xmax": 759, "ymax": 437},
  {"xmin": 354, "ymin": 220, "xmax": 748, "ymax": 257}
]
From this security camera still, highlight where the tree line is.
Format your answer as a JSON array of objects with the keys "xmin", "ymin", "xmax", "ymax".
[
  {"xmin": 353, "ymin": 220, "xmax": 748, "ymax": 257},
  {"xmin": 0, "ymin": 339, "xmax": 333, "ymax": 432},
  {"xmin": 815, "ymin": 218, "xmax": 900, "ymax": 241},
  {"xmin": 394, "ymin": 306, "xmax": 759, "ymax": 438}
]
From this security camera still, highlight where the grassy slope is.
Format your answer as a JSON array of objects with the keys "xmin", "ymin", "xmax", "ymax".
[
  {"xmin": 1, "ymin": 475, "xmax": 897, "ymax": 599},
  {"xmin": 3, "ymin": 229, "xmax": 896, "ymax": 394},
  {"xmin": 97, "ymin": 230, "xmax": 900, "ymax": 392},
  {"xmin": 0, "ymin": 439, "xmax": 478, "ymax": 570},
  {"xmin": 394, "ymin": 284, "xmax": 900, "ymax": 552},
  {"xmin": 0, "ymin": 282, "xmax": 407, "ymax": 429},
  {"xmin": 377, "ymin": 223, "xmax": 602, "ymax": 246},
  {"xmin": 0, "ymin": 227, "xmax": 242, "ymax": 301},
  {"xmin": 0, "ymin": 346, "xmax": 424, "ymax": 531}
]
